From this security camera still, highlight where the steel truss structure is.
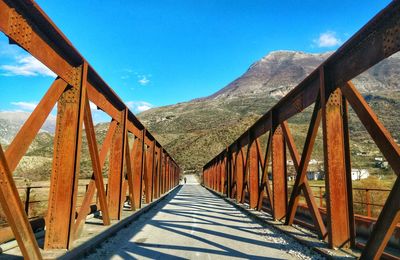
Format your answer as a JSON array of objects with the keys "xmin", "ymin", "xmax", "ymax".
[
  {"xmin": 203, "ymin": 1, "xmax": 400, "ymax": 259},
  {"xmin": 0, "ymin": 1, "xmax": 180, "ymax": 259}
]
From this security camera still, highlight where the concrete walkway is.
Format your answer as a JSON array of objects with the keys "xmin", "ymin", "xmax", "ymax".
[{"xmin": 85, "ymin": 180, "xmax": 320, "ymax": 259}]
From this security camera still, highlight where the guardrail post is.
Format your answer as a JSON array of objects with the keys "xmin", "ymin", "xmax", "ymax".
[
  {"xmin": 271, "ymin": 125, "xmax": 287, "ymax": 220},
  {"xmin": 45, "ymin": 63, "xmax": 87, "ymax": 249},
  {"xmin": 366, "ymin": 189, "xmax": 371, "ymax": 217},
  {"xmin": 319, "ymin": 187, "xmax": 323, "ymax": 207},
  {"xmin": 25, "ymin": 187, "xmax": 31, "ymax": 216},
  {"xmin": 321, "ymin": 68, "xmax": 351, "ymax": 248}
]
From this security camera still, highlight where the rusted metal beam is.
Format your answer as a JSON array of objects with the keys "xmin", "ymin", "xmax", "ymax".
[
  {"xmin": 73, "ymin": 95, "xmax": 111, "ymax": 238},
  {"xmin": 5, "ymin": 78, "xmax": 67, "ymax": 173},
  {"xmin": 230, "ymin": 151, "xmax": 237, "ymax": 199},
  {"xmin": 0, "ymin": 0, "xmax": 180, "ymax": 252},
  {"xmin": 257, "ymin": 134, "xmax": 273, "ymax": 211},
  {"xmin": 321, "ymin": 80, "xmax": 351, "ymax": 249},
  {"xmin": 75, "ymin": 119, "xmax": 117, "ymax": 222},
  {"xmin": 248, "ymin": 140, "xmax": 259, "ymax": 209},
  {"xmin": 144, "ymin": 142, "xmax": 155, "ymax": 203},
  {"xmin": 236, "ymin": 149, "xmax": 244, "ymax": 203},
  {"xmin": 361, "ymin": 177, "xmax": 400, "ymax": 259},
  {"xmin": 204, "ymin": 0, "xmax": 400, "ymax": 168},
  {"xmin": 125, "ymin": 134, "xmax": 135, "ymax": 209},
  {"xmin": 132, "ymin": 131, "xmax": 145, "ymax": 209},
  {"xmin": 107, "ymin": 110, "xmax": 127, "ymax": 220},
  {"xmin": 342, "ymin": 96, "xmax": 356, "ymax": 248},
  {"xmin": 341, "ymin": 82, "xmax": 400, "ymax": 176},
  {"xmin": 271, "ymin": 125, "xmax": 287, "ymax": 221},
  {"xmin": 0, "ymin": 145, "xmax": 42, "ymax": 259},
  {"xmin": 45, "ymin": 63, "xmax": 87, "ymax": 249},
  {"xmin": 281, "ymin": 119, "xmax": 327, "ymax": 238}
]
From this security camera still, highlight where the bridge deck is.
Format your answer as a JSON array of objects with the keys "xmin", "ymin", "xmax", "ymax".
[{"xmin": 84, "ymin": 181, "xmax": 320, "ymax": 259}]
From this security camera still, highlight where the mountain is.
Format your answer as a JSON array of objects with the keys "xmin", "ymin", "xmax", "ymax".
[
  {"xmin": 2, "ymin": 51, "xmax": 399, "ymax": 180},
  {"xmin": 138, "ymin": 51, "xmax": 400, "ymax": 174},
  {"xmin": 0, "ymin": 112, "xmax": 110, "ymax": 181},
  {"xmin": 207, "ymin": 51, "xmax": 399, "ymax": 100},
  {"xmin": 207, "ymin": 51, "xmax": 331, "ymax": 100},
  {"xmin": 0, "ymin": 111, "xmax": 56, "ymax": 144}
]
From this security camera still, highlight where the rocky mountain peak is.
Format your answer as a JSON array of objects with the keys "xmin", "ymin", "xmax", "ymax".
[{"xmin": 205, "ymin": 50, "xmax": 399, "ymax": 101}]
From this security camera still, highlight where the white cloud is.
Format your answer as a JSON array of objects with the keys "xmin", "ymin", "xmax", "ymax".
[
  {"xmin": 126, "ymin": 101, "xmax": 154, "ymax": 113},
  {"xmin": 11, "ymin": 101, "xmax": 38, "ymax": 111},
  {"xmin": 138, "ymin": 75, "xmax": 150, "ymax": 86},
  {"xmin": 1, "ymin": 55, "xmax": 56, "ymax": 77},
  {"xmin": 313, "ymin": 31, "xmax": 341, "ymax": 48},
  {"xmin": 89, "ymin": 101, "xmax": 97, "ymax": 110}
]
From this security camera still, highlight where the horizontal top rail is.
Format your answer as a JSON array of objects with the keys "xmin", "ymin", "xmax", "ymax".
[{"xmin": 204, "ymin": 0, "xmax": 400, "ymax": 168}]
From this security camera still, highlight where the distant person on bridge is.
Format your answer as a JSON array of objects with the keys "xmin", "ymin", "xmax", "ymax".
[{"xmin": 184, "ymin": 177, "xmax": 187, "ymax": 184}]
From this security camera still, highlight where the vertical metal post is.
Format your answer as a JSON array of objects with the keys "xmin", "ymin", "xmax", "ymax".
[
  {"xmin": 132, "ymin": 131, "xmax": 145, "ymax": 210},
  {"xmin": 144, "ymin": 142, "xmax": 154, "ymax": 203},
  {"xmin": 319, "ymin": 187, "xmax": 323, "ymax": 207},
  {"xmin": 342, "ymin": 96, "xmax": 356, "ymax": 247},
  {"xmin": 230, "ymin": 151, "xmax": 237, "ymax": 199},
  {"xmin": 366, "ymin": 190, "xmax": 371, "ymax": 217},
  {"xmin": 217, "ymin": 160, "xmax": 221, "ymax": 193},
  {"xmin": 154, "ymin": 147, "xmax": 161, "ymax": 199},
  {"xmin": 226, "ymin": 149, "xmax": 231, "ymax": 197},
  {"xmin": 271, "ymin": 125, "xmax": 287, "ymax": 220},
  {"xmin": 249, "ymin": 139, "xmax": 259, "ymax": 209},
  {"xmin": 107, "ymin": 110, "xmax": 127, "ymax": 220},
  {"xmin": 165, "ymin": 156, "xmax": 169, "ymax": 192},
  {"xmin": 321, "ymin": 71, "xmax": 351, "ymax": 248},
  {"xmin": 24, "ymin": 187, "xmax": 31, "ymax": 216},
  {"xmin": 236, "ymin": 149, "xmax": 244, "ymax": 203},
  {"xmin": 45, "ymin": 63, "xmax": 87, "ymax": 249}
]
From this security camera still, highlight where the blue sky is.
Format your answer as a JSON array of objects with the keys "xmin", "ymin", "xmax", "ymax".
[{"xmin": 0, "ymin": 0, "xmax": 391, "ymax": 121}]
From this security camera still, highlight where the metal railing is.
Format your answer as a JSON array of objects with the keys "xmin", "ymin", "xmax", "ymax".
[
  {"xmin": 203, "ymin": 1, "xmax": 400, "ymax": 259},
  {"xmin": 0, "ymin": 0, "xmax": 181, "ymax": 259},
  {"xmin": 287, "ymin": 185, "xmax": 392, "ymax": 219}
]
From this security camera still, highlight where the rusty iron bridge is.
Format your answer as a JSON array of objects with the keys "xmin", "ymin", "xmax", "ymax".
[{"xmin": 0, "ymin": 0, "xmax": 400, "ymax": 259}]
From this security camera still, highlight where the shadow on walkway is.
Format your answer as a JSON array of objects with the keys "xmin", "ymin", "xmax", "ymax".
[{"xmin": 84, "ymin": 185, "xmax": 301, "ymax": 259}]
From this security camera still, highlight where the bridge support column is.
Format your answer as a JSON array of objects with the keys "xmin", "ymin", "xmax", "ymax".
[
  {"xmin": 107, "ymin": 110, "xmax": 127, "ymax": 220},
  {"xmin": 226, "ymin": 150, "xmax": 231, "ymax": 197},
  {"xmin": 165, "ymin": 156, "xmax": 170, "ymax": 192},
  {"xmin": 230, "ymin": 151, "xmax": 237, "ymax": 199},
  {"xmin": 249, "ymin": 140, "xmax": 259, "ymax": 209},
  {"xmin": 271, "ymin": 125, "xmax": 287, "ymax": 221},
  {"xmin": 154, "ymin": 147, "xmax": 161, "ymax": 199},
  {"xmin": 132, "ymin": 131, "xmax": 145, "ymax": 210},
  {"xmin": 221, "ymin": 156, "xmax": 226, "ymax": 195},
  {"xmin": 322, "ymin": 85, "xmax": 351, "ymax": 248},
  {"xmin": 236, "ymin": 149, "xmax": 244, "ymax": 203},
  {"xmin": 45, "ymin": 64, "xmax": 87, "ymax": 249},
  {"xmin": 217, "ymin": 158, "xmax": 224, "ymax": 193},
  {"xmin": 144, "ymin": 141, "xmax": 155, "ymax": 203}
]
